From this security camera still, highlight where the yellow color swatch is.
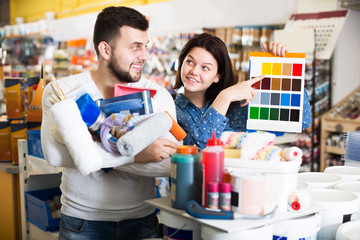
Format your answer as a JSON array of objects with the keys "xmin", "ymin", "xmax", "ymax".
[
  {"xmin": 262, "ymin": 62, "xmax": 271, "ymax": 75},
  {"xmin": 272, "ymin": 63, "xmax": 282, "ymax": 75}
]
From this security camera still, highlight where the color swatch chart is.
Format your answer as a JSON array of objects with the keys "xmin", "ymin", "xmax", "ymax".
[{"xmin": 247, "ymin": 52, "xmax": 306, "ymax": 133}]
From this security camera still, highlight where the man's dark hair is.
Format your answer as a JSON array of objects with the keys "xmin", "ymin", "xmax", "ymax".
[{"xmin": 93, "ymin": 6, "xmax": 149, "ymax": 56}]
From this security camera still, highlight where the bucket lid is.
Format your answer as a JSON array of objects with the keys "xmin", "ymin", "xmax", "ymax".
[
  {"xmin": 310, "ymin": 189, "xmax": 359, "ymax": 214},
  {"xmin": 324, "ymin": 166, "xmax": 360, "ymax": 181},
  {"xmin": 336, "ymin": 219, "xmax": 360, "ymax": 240}
]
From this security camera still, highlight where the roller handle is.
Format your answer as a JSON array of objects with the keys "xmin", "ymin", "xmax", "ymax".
[
  {"xmin": 165, "ymin": 111, "xmax": 187, "ymax": 141},
  {"xmin": 185, "ymin": 200, "xmax": 234, "ymax": 220}
]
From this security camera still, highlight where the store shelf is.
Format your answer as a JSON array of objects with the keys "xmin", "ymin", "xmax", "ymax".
[
  {"xmin": 0, "ymin": 162, "xmax": 19, "ymax": 174},
  {"xmin": 18, "ymin": 139, "xmax": 61, "ymax": 240},
  {"xmin": 320, "ymin": 87, "xmax": 360, "ymax": 171}
]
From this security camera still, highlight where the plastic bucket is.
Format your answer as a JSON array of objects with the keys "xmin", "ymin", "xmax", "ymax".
[
  {"xmin": 273, "ymin": 213, "xmax": 321, "ymax": 240},
  {"xmin": 324, "ymin": 166, "xmax": 360, "ymax": 181},
  {"xmin": 336, "ymin": 219, "xmax": 360, "ymax": 240},
  {"xmin": 297, "ymin": 181, "xmax": 308, "ymax": 190},
  {"xmin": 335, "ymin": 181, "xmax": 360, "ymax": 220},
  {"xmin": 310, "ymin": 189, "xmax": 359, "ymax": 240},
  {"xmin": 160, "ymin": 211, "xmax": 201, "ymax": 240},
  {"xmin": 201, "ymin": 224, "xmax": 273, "ymax": 240},
  {"xmin": 298, "ymin": 172, "xmax": 342, "ymax": 189}
]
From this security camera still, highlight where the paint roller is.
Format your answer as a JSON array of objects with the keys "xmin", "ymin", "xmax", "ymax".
[{"xmin": 116, "ymin": 111, "xmax": 186, "ymax": 157}]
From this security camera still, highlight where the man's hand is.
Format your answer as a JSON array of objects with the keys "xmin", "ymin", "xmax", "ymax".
[{"xmin": 134, "ymin": 138, "xmax": 178, "ymax": 163}]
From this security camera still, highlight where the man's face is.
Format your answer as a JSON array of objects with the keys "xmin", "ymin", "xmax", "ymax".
[{"xmin": 108, "ymin": 26, "xmax": 149, "ymax": 83}]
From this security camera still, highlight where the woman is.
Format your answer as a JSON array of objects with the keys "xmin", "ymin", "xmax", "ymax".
[{"xmin": 174, "ymin": 33, "xmax": 311, "ymax": 148}]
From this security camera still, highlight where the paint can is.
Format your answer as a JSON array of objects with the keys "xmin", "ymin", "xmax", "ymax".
[
  {"xmin": 201, "ymin": 224, "xmax": 273, "ymax": 240},
  {"xmin": 160, "ymin": 211, "xmax": 201, "ymax": 240},
  {"xmin": 230, "ymin": 173, "xmax": 265, "ymax": 215},
  {"xmin": 335, "ymin": 181, "xmax": 360, "ymax": 220},
  {"xmin": 298, "ymin": 172, "xmax": 342, "ymax": 189},
  {"xmin": 324, "ymin": 166, "xmax": 360, "ymax": 181},
  {"xmin": 272, "ymin": 213, "xmax": 321, "ymax": 240},
  {"xmin": 310, "ymin": 189, "xmax": 359, "ymax": 240},
  {"xmin": 336, "ymin": 219, "xmax": 360, "ymax": 240}
]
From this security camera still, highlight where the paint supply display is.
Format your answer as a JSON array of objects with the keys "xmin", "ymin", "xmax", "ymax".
[
  {"xmin": 220, "ymin": 182, "xmax": 232, "ymax": 211},
  {"xmin": 171, "ymin": 145, "xmax": 202, "ymax": 210},
  {"xmin": 272, "ymin": 213, "xmax": 321, "ymax": 240},
  {"xmin": 336, "ymin": 219, "xmax": 360, "ymax": 240},
  {"xmin": 298, "ymin": 172, "xmax": 343, "ymax": 189},
  {"xmin": 310, "ymin": 189, "xmax": 359, "ymax": 239},
  {"xmin": 207, "ymin": 182, "xmax": 219, "ymax": 209},
  {"xmin": 230, "ymin": 173, "xmax": 265, "ymax": 215},
  {"xmin": 201, "ymin": 224, "xmax": 273, "ymax": 240},
  {"xmin": 247, "ymin": 52, "xmax": 306, "ymax": 133},
  {"xmin": 203, "ymin": 132, "xmax": 224, "ymax": 207},
  {"xmin": 160, "ymin": 210, "xmax": 201, "ymax": 240}
]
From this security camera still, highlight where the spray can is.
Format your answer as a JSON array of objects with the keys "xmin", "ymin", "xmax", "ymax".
[
  {"xmin": 207, "ymin": 182, "xmax": 219, "ymax": 209},
  {"xmin": 202, "ymin": 132, "xmax": 224, "ymax": 207},
  {"xmin": 171, "ymin": 145, "xmax": 202, "ymax": 210},
  {"xmin": 219, "ymin": 182, "xmax": 232, "ymax": 211}
]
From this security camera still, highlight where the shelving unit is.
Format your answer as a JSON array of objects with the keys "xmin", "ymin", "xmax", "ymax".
[
  {"xmin": 17, "ymin": 139, "xmax": 61, "ymax": 240},
  {"xmin": 320, "ymin": 87, "xmax": 360, "ymax": 171}
]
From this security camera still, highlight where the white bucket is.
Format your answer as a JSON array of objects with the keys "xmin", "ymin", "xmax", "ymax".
[
  {"xmin": 273, "ymin": 213, "xmax": 321, "ymax": 240},
  {"xmin": 298, "ymin": 172, "xmax": 342, "ymax": 189},
  {"xmin": 324, "ymin": 166, "xmax": 360, "ymax": 181},
  {"xmin": 310, "ymin": 189, "xmax": 359, "ymax": 240},
  {"xmin": 336, "ymin": 219, "xmax": 360, "ymax": 240},
  {"xmin": 335, "ymin": 181, "xmax": 360, "ymax": 220},
  {"xmin": 160, "ymin": 211, "xmax": 201, "ymax": 240},
  {"xmin": 201, "ymin": 224, "xmax": 273, "ymax": 240},
  {"xmin": 226, "ymin": 158, "xmax": 300, "ymax": 212},
  {"xmin": 297, "ymin": 181, "xmax": 308, "ymax": 190}
]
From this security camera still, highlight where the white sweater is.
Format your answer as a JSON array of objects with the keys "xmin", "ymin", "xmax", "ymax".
[{"xmin": 41, "ymin": 70, "xmax": 177, "ymax": 221}]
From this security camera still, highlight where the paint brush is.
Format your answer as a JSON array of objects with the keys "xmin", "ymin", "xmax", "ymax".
[{"xmin": 75, "ymin": 93, "xmax": 106, "ymax": 132}]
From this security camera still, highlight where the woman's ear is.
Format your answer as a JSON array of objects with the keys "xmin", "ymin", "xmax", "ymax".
[
  {"xmin": 98, "ymin": 41, "xmax": 111, "ymax": 60},
  {"xmin": 214, "ymin": 74, "xmax": 221, "ymax": 83}
]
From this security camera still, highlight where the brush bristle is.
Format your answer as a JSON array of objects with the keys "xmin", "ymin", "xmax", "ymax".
[{"xmin": 76, "ymin": 93, "xmax": 101, "ymax": 127}]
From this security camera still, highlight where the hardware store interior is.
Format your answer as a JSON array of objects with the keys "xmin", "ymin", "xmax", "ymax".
[{"xmin": 0, "ymin": 0, "xmax": 360, "ymax": 239}]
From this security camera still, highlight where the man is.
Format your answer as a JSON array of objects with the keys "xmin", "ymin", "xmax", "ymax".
[{"xmin": 41, "ymin": 6, "xmax": 178, "ymax": 239}]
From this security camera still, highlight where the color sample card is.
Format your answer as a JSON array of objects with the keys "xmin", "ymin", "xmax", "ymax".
[
  {"xmin": 285, "ymin": 10, "xmax": 348, "ymax": 60},
  {"xmin": 247, "ymin": 52, "xmax": 306, "ymax": 133}
]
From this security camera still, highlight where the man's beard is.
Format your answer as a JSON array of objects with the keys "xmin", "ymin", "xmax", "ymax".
[{"xmin": 108, "ymin": 57, "xmax": 141, "ymax": 83}]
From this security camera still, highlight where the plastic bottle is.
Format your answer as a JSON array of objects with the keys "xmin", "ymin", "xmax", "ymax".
[
  {"xmin": 219, "ymin": 182, "xmax": 231, "ymax": 211},
  {"xmin": 171, "ymin": 145, "xmax": 202, "ymax": 210},
  {"xmin": 202, "ymin": 131, "xmax": 224, "ymax": 207},
  {"xmin": 207, "ymin": 182, "xmax": 219, "ymax": 209}
]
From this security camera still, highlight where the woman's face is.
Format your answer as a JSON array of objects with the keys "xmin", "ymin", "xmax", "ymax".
[{"xmin": 181, "ymin": 47, "xmax": 219, "ymax": 95}]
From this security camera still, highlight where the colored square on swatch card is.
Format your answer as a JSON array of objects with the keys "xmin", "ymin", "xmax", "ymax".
[
  {"xmin": 290, "ymin": 109, "xmax": 300, "ymax": 122},
  {"xmin": 261, "ymin": 78, "xmax": 271, "ymax": 90},
  {"xmin": 271, "ymin": 78, "xmax": 281, "ymax": 90},
  {"xmin": 269, "ymin": 108, "xmax": 279, "ymax": 120},
  {"xmin": 281, "ymin": 93, "xmax": 290, "ymax": 106},
  {"xmin": 291, "ymin": 94, "xmax": 301, "ymax": 107},
  {"xmin": 281, "ymin": 78, "xmax": 291, "ymax": 91},
  {"xmin": 252, "ymin": 79, "xmax": 261, "ymax": 89},
  {"xmin": 249, "ymin": 107, "xmax": 259, "ymax": 119},
  {"xmin": 260, "ymin": 92, "xmax": 270, "ymax": 105},
  {"xmin": 262, "ymin": 62, "xmax": 271, "ymax": 75},
  {"xmin": 272, "ymin": 63, "xmax": 282, "ymax": 75},
  {"xmin": 292, "ymin": 64, "xmax": 302, "ymax": 76},
  {"xmin": 252, "ymin": 93, "xmax": 260, "ymax": 104},
  {"xmin": 270, "ymin": 93, "xmax": 280, "ymax": 105},
  {"xmin": 283, "ymin": 63, "xmax": 292, "ymax": 76},
  {"xmin": 292, "ymin": 79, "xmax": 302, "ymax": 91},
  {"xmin": 280, "ymin": 109, "xmax": 289, "ymax": 121},
  {"xmin": 260, "ymin": 107, "xmax": 269, "ymax": 120}
]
